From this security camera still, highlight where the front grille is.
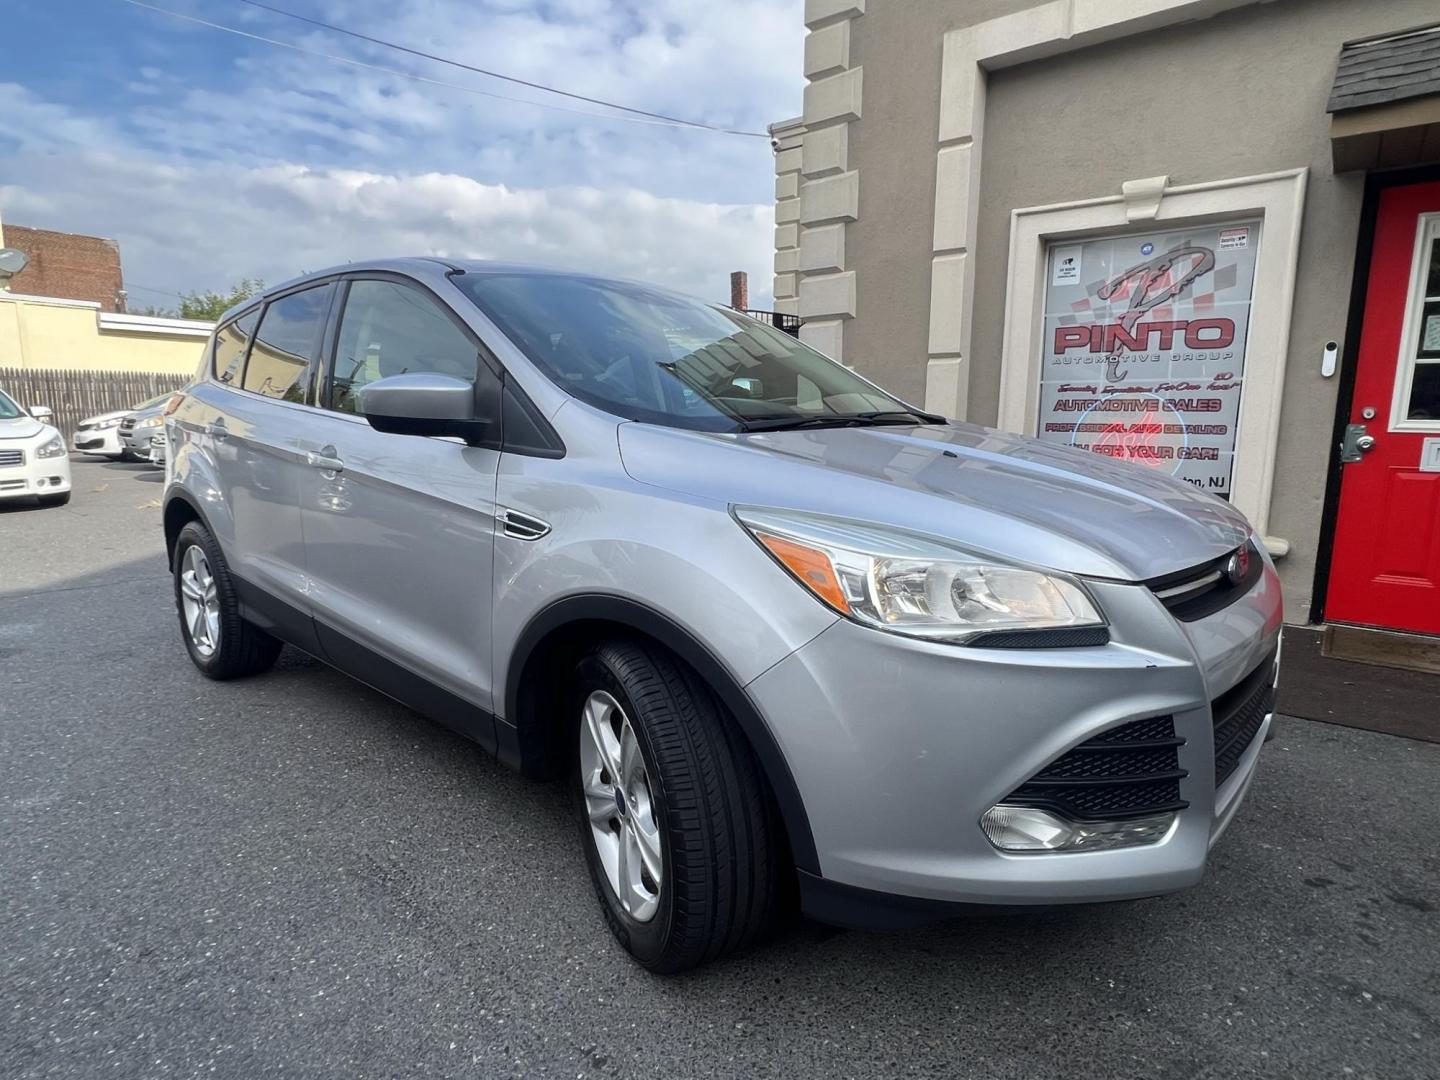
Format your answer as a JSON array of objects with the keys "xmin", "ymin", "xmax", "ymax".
[
  {"xmin": 1147, "ymin": 541, "xmax": 1263, "ymax": 622},
  {"xmin": 0, "ymin": 449, "xmax": 25, "ymax": 468},
  {"xmin": 1212, "ymin": 652, "xmax": 1276, "ymax": 787},
  {"xmin": 1003, "ymin": 715, "xmax": 1189, "ymax": 822}
]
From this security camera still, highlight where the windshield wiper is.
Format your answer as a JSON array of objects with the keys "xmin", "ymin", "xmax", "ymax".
[
  {"xmin": 739, "ymin": 415, "xmax": 884, "ymax": 431},
  {"xmin": 853, "ymin": 409, "xmax": 947, "ymax": 425},
  {"xmin": 740, "ymin": 408, "xmax": 944, "ymax": 432}
]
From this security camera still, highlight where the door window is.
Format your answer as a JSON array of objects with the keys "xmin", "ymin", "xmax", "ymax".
[
  {"xmin": 328, "ymin": 280, "xmax": 478, "ymax": 414},
  {"xmin": 213, "ymin": 308, "xmax": 260, "ymax": 385},
  {"xmin": 243, "ymin": 284, "xmax": 336, "ymax": 403},
  {"xmin": 1398, "ymin": 217, "xmax": 1440, "ymax": 424}
]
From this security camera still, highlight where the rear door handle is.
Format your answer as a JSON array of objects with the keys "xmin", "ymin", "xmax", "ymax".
[{"xmin": 306, "ymin": 447, "xmax": 344, "ymax": 473}]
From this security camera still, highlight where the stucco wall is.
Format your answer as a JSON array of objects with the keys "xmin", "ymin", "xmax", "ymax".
[
  {"xmin": 0, "ymin": 295, "xmax": 209, "ymax": 375},
  {"xmin": 841, "ymin": 0, "xmax": 1036, "ymax": 404},
  {"xmin": 840, "ymin": 0, "xmax": 1440, "ymax": 623}
]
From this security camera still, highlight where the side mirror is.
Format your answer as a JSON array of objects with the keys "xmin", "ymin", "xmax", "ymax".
[
  {"xmin": 358, "ymin": 373, "xmax": 494, "ymax": 445},
  {"xmin": 30, "ymin": 405, "xmax": 54, "ymax": 422}
]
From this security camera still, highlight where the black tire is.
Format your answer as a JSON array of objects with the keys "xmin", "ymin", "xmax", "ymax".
[
  {"xmin": 118, "ymin": 449, "xmax": 141, "ymax": 462},
  {"xmin": 572, "ymin": 639, "xmax": 778, "ymax": 973},
  {"xmin": 172, "ymin": 521, "xmax": 282, "ymax": 680},
  {"xmin": 37, "ymin": 492, "xmax": 71, "ymax": 507}
]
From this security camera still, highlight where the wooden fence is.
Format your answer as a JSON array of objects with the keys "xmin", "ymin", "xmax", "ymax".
[{"xmin": 0, "ymin": 368, "xmax": 191, "ymax": 438}]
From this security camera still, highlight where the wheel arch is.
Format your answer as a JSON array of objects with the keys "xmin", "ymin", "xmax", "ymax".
[
  {"xmin": 162, "ymin": 488, "xmax": 208, "ymax": 567},
  {"xmin": 503, "ymin": 594, "xmax": 820, "ymax": 874}
]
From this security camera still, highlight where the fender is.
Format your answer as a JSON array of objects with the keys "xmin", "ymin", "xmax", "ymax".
[{"xmin": 502, "ymin": 593, "xmax": 820, "ymax": 875}]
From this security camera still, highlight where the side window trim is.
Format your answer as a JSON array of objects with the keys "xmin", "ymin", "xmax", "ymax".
[
  {"xmin": 239, "ymin": 281, "xmax": 339, "ymax": 405},
  {"xmin": 325, "ymin": 272, "xmax": 498, "ymax": 415},
  {"xmin": 211, "ymin": 303, "xmax": 262, "ymax": 386}
]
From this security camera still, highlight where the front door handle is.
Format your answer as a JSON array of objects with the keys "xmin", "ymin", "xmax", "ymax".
[
  {"xmin": 205, "ymin": 420, "xmax": 228, "ymax": 441},
  {"xmin": 306, "ymin": 447, "xmax": 344, "ymax": 472}
]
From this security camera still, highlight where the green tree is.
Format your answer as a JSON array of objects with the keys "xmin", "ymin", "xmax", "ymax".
[{"xmin": 176, "ymin": 277, "xmax": 265, "ymax": 321}]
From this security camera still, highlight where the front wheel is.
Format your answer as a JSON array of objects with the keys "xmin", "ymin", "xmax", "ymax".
[
  {"xmin": 573, "ymin": 640, "xmax": 778, "ymax": 973},
  {"xmin": 172, "ymin": 521, "xmax": 282, "ymax": 679}
]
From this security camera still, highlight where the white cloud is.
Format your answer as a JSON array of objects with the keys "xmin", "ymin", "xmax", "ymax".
[
  {"xmin": 2, "ymin": 151, "xmax": 774, "ymax": 307},
  {"xmin": 0, "ymin": 1, "xmax": 804, "ymax": 307}
]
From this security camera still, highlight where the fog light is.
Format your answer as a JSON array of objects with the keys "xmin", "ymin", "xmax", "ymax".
[{"xmin": 981, "ymin": 804, "xmax": 1175, "ymax": 853}]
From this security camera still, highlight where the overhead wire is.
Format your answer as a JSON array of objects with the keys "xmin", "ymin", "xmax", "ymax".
[
  {"xmin": 234, "ymin": 0, "xmax": 767, "ymax": 137},
  {"xmin": 118, "ymin": 0, "xmax": 769, "ymax": 139}
]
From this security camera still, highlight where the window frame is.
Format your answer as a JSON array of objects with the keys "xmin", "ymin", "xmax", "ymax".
[
  {"xmin": 1388, "ymin": 212, "xmax": 1440, "ymax": 433},
  {"xmin": 239, "ymin": 280, "xmax": 340, "ymax": 405},
  {"xmin": 320, "ymin": 271, "xmax": 504, "ymax": 422},
  {"xmin": 210, "ymin": 303, "xmax": 263, "ymax": 387}
]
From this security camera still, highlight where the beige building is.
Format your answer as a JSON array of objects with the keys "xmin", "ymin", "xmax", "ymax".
[
  {"xmin": 772, "ymin": 1, "xmax": 1440, "ymax": 704},
  {"xmin": 0, "ymin": 213, "xmax": 212, "ymax": 376}
]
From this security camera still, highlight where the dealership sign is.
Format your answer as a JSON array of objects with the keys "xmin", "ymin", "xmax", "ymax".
[{"xmin": 1037, "ymin": 221, "xmax": 1260, "ymax": 495}]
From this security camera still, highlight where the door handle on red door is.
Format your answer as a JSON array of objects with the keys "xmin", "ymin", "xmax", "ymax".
[{"xmin": 306, "ymin": 447, "xmax": 344, "ymax": 472}]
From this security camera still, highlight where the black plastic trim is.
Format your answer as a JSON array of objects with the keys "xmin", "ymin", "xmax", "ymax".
[
  {"xmin": 1147, "ymin": 540, "xmax": 1263, "ymax": 622},
  {"xmin": 230, "ymin": 575, "xmax": 324, "ymax": 657},
  {"xmin": 967, "ymin": 626, "xmax": 1110, "ymax": 649},
  {"xmin": 505, "ymin": 594, "xmax": 821, "ymax": 875},
  {"xmin": 312, "ymin": 621, "xmax": 499, "ymax": 754},
  {"xmin": 797, "ymin": 871, "xmax": 1081, "ymax": 930},
  {"xmin": 224, "ymin": 568, "xmax": 500, "ymax": 755}
]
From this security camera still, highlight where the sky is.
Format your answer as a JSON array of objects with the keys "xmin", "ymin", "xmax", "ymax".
[{"xmin": 0, "ymin": 0, "xmax": 805, "ymax": 312}]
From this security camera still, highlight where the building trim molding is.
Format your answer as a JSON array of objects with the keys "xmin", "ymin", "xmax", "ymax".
[
  {"xmin": 98, "ymin": 311, "xmax": 215, "ymax": 338},
  {"xmin": 996, "ymin": 167, "xmax": 1309, "ymax": 547},
  {"xmin": 924, "ymin": 0, "xmax": 1265, "ymax": 419},
  {"xmin": 783, "ymin": 1, "xmax": 866, "ymax": 362}
]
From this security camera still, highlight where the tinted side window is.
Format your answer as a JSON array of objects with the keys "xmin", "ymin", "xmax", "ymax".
[
  {"xmin": 242, "ymin": 284, "xmax": 335, "ymax": 403},
  {"xmin": 329, "ymin": 280, "xmax": 478, "ymax": 414},
  {"xmin": 213, "ymin": 308, "xmax": 259, "ymax": 385}
]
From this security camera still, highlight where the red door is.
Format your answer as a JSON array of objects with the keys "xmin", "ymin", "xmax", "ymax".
[{"xmin": 1327, "ymin": 181, "xmax": 1440, "ymax": 635}]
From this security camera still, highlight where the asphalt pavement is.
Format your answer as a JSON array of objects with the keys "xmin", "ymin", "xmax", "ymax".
[{"xmin": 2, "ymin": 460, "xmax": 1438, "ymax": 1080}]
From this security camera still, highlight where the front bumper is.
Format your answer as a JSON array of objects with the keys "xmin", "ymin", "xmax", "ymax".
[
  {"xmin": 120, "ymin": 427, "xmax": 158, "ymax": 454},
  {"xmin": 72, "ymin": 427, "xmax": 123, "ymax": 455},
  {"xmin": 0, "ymin": 450, "xmax": 73, "ymax": 500},
  {"xmin": 746, "ymin": 558, "xmax": 1282, "ymax": 920}
]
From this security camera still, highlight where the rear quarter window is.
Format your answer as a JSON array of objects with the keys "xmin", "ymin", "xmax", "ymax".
[{"xmin": 213, "ymin": 308, "xmax": 260, "ymax": 385}]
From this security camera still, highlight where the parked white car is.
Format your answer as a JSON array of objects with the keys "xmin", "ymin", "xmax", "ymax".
[
  {"xmin": 71, "ymin": 409, "xmax": 133, "ymax": 458},
  {"xmin": 0, "ymin": 386, "xmax": 71, "ymax": 507}
]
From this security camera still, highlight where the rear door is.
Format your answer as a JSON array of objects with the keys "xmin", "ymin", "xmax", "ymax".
[
  {"xmin": 298, "ymin": 275, "xmax": 503, "ymax": 735},
  {"xmin": 206, "ymin": 283, "xmax": 337, "ymax": 618},
  {"xmin": 1327, "ymin": 182, "xmax": 1440, "ymax": 634}
]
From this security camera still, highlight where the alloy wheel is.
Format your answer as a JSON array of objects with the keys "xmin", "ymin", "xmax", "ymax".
[
  {"xmin": 179, "ymin": 545, "xmax": 221, "ymax": 658},
  {"xmin": 579, "ymin": 689, "xmax": 663, "ymax": 922}
]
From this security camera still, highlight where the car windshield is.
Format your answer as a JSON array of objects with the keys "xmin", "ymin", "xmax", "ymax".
[
  {"xmin": 454, "ymin": 272, "xmax": 933, "ymax": 432},
  {"xmin": 134, "ymin": 393, "xmax": 172, "ymax": 411},
  {"xmin": 0, "ymin": 389, "xmax": 22, "ymax": 420}
]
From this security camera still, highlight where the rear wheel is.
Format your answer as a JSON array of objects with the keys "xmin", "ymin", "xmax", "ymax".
[
  {"xmin": 172, "ymin": 521, "xmax": 282, "ymax": 679},
  {"xmin": 572, "ymin": 640, "xmax": 778, "ymax": 973}
]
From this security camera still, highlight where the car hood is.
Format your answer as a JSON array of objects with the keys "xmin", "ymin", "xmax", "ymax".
[
  {"xmin": 0, "ymin": 416, "xmax": 47, "ymax": 441},
  {"xmin": 617, "ymin": 420, "xmax": 1253, "ymax": 582}
]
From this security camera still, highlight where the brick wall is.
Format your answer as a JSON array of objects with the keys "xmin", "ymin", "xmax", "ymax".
[{"xmin": 4, "ymin": 225, "xmax": 124, "ymax": 312}]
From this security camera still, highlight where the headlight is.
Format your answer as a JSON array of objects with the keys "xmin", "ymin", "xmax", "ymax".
[
  {"xmin": 36, "ymin": 434, "xmax": 67, "ymax": 459},
  {"xmin": 136, "ymin": 415, "xmax": 162, "ymax": 429},
  {"xmin": 734, "ymin": 507, "xmax": 1104, "ymax": 644},
  {"xmin": 96, "ymin": 417, "xmax": 123, "ymax": 429}
]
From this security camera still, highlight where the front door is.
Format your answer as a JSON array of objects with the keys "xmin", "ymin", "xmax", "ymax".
[
  {"xmin": 298, "ymin": 276, "xmax": 502, "ymax": 742},
  {"xmin": 1327, "ymin": 181, "xmax": 1440, "ymax": 635}
]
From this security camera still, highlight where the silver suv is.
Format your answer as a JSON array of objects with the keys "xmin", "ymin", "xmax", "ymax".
[{"xmin": 163, "ymin": 259, "xmax": 1282, "ymax": 972}]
